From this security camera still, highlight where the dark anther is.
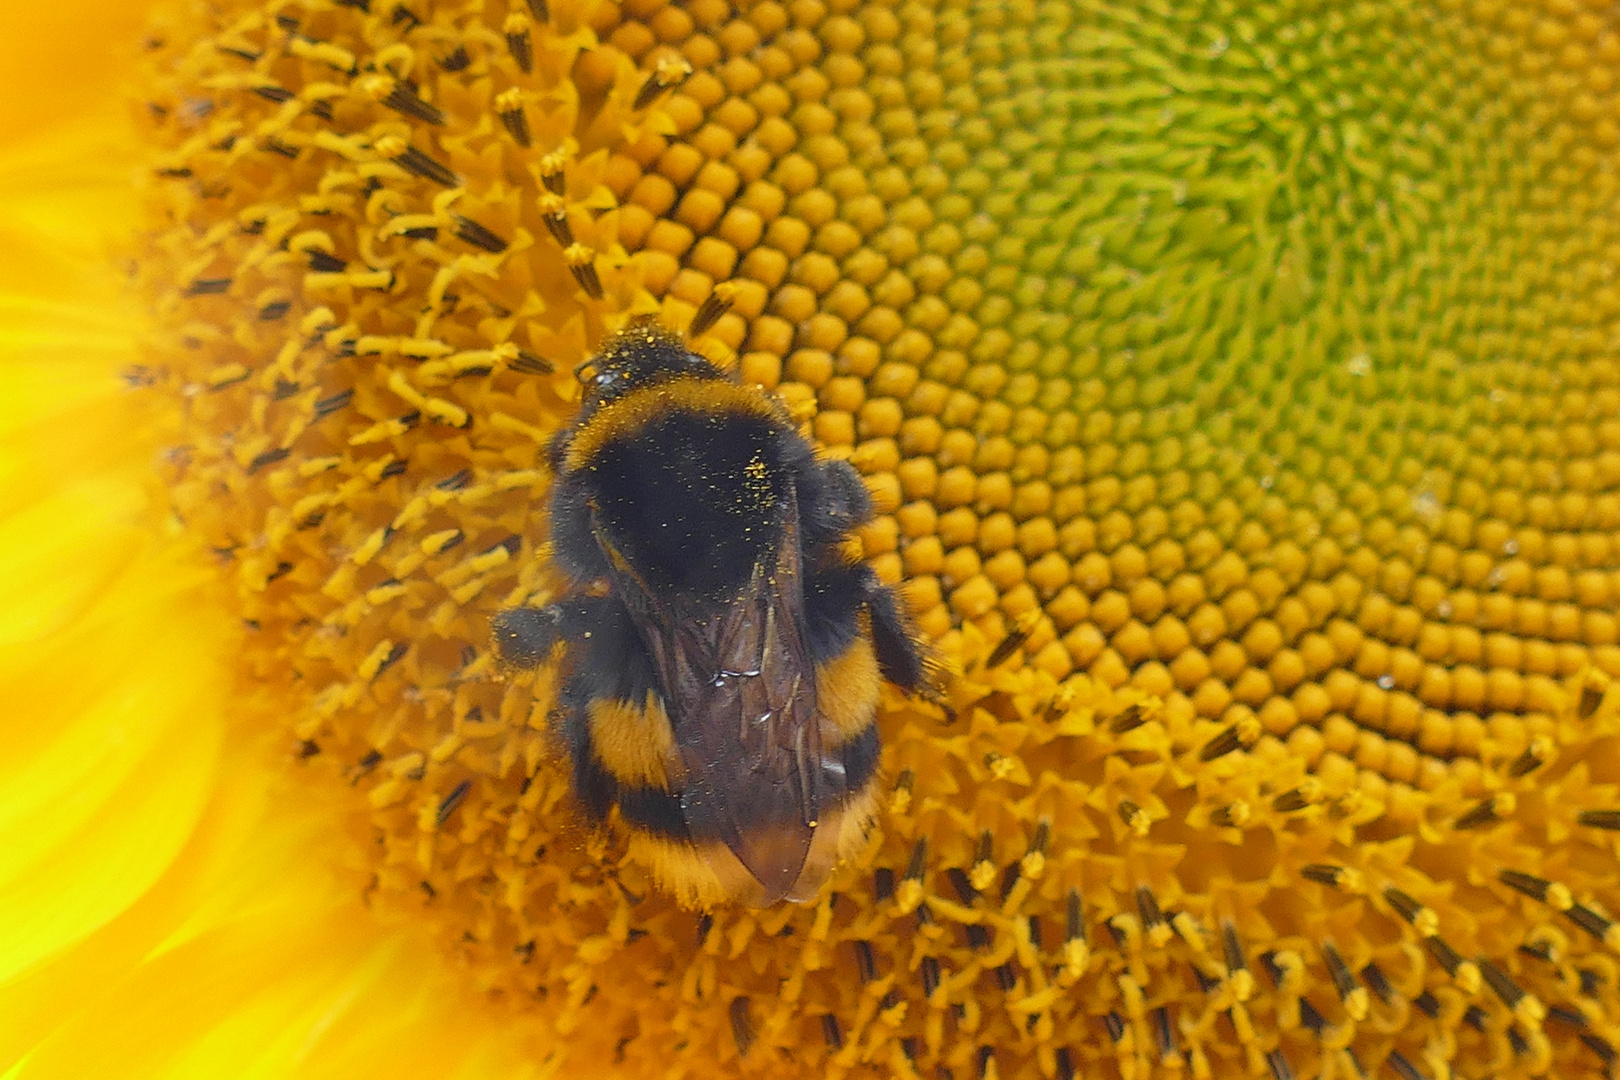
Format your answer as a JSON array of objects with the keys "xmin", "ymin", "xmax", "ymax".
[
  {"xmin": 695, "ymin": 913, "xmax": 712, "ymax": 946},
  {"xmin": 1322, "ymin": 942, "xmax": 1356, "ymax": 1001},
  {"xmin": 514, "ymin": 940, "xmax": 535, "ymax": 962},
  {"xmin": 382, "ymin": 82, "xmax": 444, "ymax": 125},
  {"xmin": 219, "ymin": 45, "xmax": 261, "ymax": 61},
  {"xmin": 1199, "ymin": 723, "xmax": 1250, "ymax": 760},
  {"xmin": 1507, "ymin": 740, "xmax": 1549, "ymax": 777},
  {"xmin": 542, "ymin": 211, "xmax": 573, "ymax": 247},
  {"xmin": 920, "ymin": 955, "xmax": 940, "ymax": 997},
  {"xmin": 186, "ymin": 277, "xmax": 232, "ymax": 296},
  {"xmin": 379, "ymin": 459, "xmax": 407, "ymax": 480},
  {"xmin": 262, "ymin": 137, "xmax": 299, "ymax": 158},
  {"xmin": 569, "ymin": 259, "xmax": 604, "ymax": 299},
  {"xmin": 1266, "ymin": 1047, "xmax": 1295, "ymax": 1080},
  {"xmin": 727, "ymin": 997, "xmax": 753, "ymax": 1057},
  {"xmin": 394, "ymin": 146, "xmax": 458, "ymax": 187},
  {"xmin": 491, "ymin": 534, "xmax": 522, "ymax": 557},
  {"xmin": 1412, "ymin": 991, "xmax": 1440, "ymax": 1018},
  {"xmin": 254, "ymin": 85, "xmax": 295, "ymax": 103},
  {"xmin": 307, "ymin": 249, "xmax": 345, "ymax": 273},
  {"xmin": 1272, "ymin": 787, "xmax": 1311, "ymax": 813},
  {"xmin": 511, "ymin": 349, "xmax": 553, "ymax": 374},
  {"xmin": 1478, "ymin": 959, "xmax": 1525, "ymax": 1008},
  {"xmin": 439, "ymin": 46, "xmax": 470, "ymax": 71},
  {"xmin": 1577, "ymin": 809, "xmax": 1620, "ymax": 831},
  {"xmin": 975, "ymin": 1046, "xmax": 994, "ymax": 1080},
  {"xmin": 873, "ymin": 867, "xmax": 894, "ymax": 901},
  {"xmin": 999, "ymin": 861, "xmax": 1021, "ymax": 904},
  {"xmin": 1462, "ymin": 1004, "xmax": 1488, "ymax": 1032},
  {"xmin": 527, "ymin": 0, "xmax": 548, "ymax": 17},
  {"xmin": 436, "ymin": 468, "xmax": 472, "ymax": 490},
  {"xmin": 454, "ymin": 216, "xmax": 509, "ymax": 253},
  {"xmin": 1454, "ymin": 796, "xmax": 1506, "ymax": 830},
  {"xmin": 1582, "ymin": 1033, "xmax": 1618, "ymax": 1067},
  {"xmin": 500, "ymin": 105, "xmax": 532, "ymax": 147},
  {"xmin": 633, "ymin": 59, "xmax": 692, "ymax": 110},
  {"xmin": 1518, "ymin": 940, "xmax": 1553, "ymax": 963},
  {"xmin": 419, "ymin": 880, "xmax": 436, "ymax": 899},
  {"xmin": 1151, "ymin": 1005, "xmax": 1174, "ymax": 1056},
  {"xmin": 1108, "ymin": 702, "xmax": 1148, "ymax": 733},
  {"xmin": 435, "ymin": 779, "xmax": 472, "ymax": 826},
  {"xmin": 1103, "ymin": 1011, "xmax": 1125, "ymax": 1041},
  {"xmin": 900, "ymin": 1037, "xmax": 918, "ymax": 1062},
  {"xmin": 947, "ymin": 867, "xmax": 978, "ymax": 906},
  {"xmin": 1427, "ymin": 936, "xmax": 1463, "ymax": 976},
  {"xmin": 1055, "ymin": 1048, "xmax": 1074, "ymax": 1080},
  {"xmin": 401, "ymin": 226, "xmax": 438, "ymax": 240},
  {"xmin": 1066, "ymin": 890, "xmax": 1084, "ymax": 943},
  {"xmin": 1387, "ymin": 1050, "xmax": 1426, "ymax": 1080},
  {"xmin": 247, "ymin": 447, "xmax": 291, "ymax": 474},
  {"xmin": 993, "ymin": 962, "xmax": 1017, "ymax": 991},
  {"xmin": 1506, "ymin": 1026, "xmax": 1529, "ymax": 1055},
  {"xmin": 1300, "ymin": 863, "xmax": 1345, "ymax": 887},
  {"xmin": 985, "ymin": 619, "xmax": 1033, "ymax": 668},
  {"xmin": 964, "ymin": 924, "xmax": 990, "ymax": 950},
  {"xmin": 1382, "ymin": 887, "xmax": 1423, "ymax": 923},
  {"xmin": 688, "ymin": 290, "xmax": 735, "ymax": 339},
  {"xmin": 904, "ymin": 837, "xmax": 928, "ymax": 882},
  {"xmin": 1497, "ymin": 868, "xmax": 1552, "ymax": 902},
  {"xmin": 1360, "ymin": 961, "xmax": 1394, "ymax": 1004},
  {"xmin": 1579, "ymin": 684, "xmax": 1604, "ymax": 718},
  {"xmin": 373, "ymin": 641, "xmax": 409, "ymax": 680},
  {"xmin": 1135, "ymin": 886, "xmax": 1162, "ymax": 930},
  {"xmin": 296, "ymin": 739, "xmax": 320, "ymax": 759},
  {"xmin": 391, "ymin": 4, "xmax": 421, "ymax": 27},
  {"xmin": 1566, "ymin": 903, "xmax": 1615, "ymax": 944},
  {"xmin": 259, "ymin": 300, "xmax": 291, "ymax": 320},
  {"xmin": 314, "ymin": 388, "xmax": 353, "ymax": 418},
  {"xmin": 310, "ymin": 101, "xmax": 335, "ymax": 120},
  {"xmin": 819, "ymin": 1013, "xmax": 842, "ymax": 1049},
  {"xmin": 852, "ymin": 940, "xmax": 876, "ymax": 983},
  {"xmin": 350, "ymin": 749, "xmax": 382, "ymax": 784},
  {"xmin": 506, "ymin": 25, "xmax": 532, "ymax": 73},
  {"xmin": 272, "ymin": 378, "xmax": 300, "ymax": 401},
  {"xmin": 1546, "ymin": 1005, "xmax": 1588, "ymax": 1029},
  {"xmin": 265, "ymin": 561, "xmax": 293, "ymax": 584}
]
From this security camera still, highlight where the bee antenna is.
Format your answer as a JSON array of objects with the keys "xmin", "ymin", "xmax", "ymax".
[{"xmin": 573, "ymin": 357, "xmax": 596, "ymax": 382}]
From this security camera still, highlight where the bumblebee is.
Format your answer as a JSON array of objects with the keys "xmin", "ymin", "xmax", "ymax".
[{"xmin": 493, "ymin": 318, "xmax": 928, "ymax": 908}]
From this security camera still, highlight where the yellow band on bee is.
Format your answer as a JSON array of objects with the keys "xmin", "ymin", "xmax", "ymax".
[
  {"xmin": 564, "ymin": 377, "xmax": 791, "ymax": 474},
  {"xmin": 816, "ymin": 627, "xmax": 881, "ymax": 742},
  {"xmin": 587, "ymin": 693, "xmax": 678, "ymax": 791}
]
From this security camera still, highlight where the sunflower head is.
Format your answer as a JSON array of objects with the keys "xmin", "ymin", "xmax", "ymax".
[{"xmin": 90, "ymin": 0, "xmax": 1620, "ymax": 1075}]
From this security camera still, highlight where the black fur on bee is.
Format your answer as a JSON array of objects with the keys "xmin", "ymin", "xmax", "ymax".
[{"xmin": 493, "ymin": 320, "xmax": 927, "ymax": 907}]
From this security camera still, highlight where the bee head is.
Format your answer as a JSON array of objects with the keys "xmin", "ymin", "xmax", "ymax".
[{"xmin": 575, "ymin": 319, "xmax": 722, "ymax": 411}]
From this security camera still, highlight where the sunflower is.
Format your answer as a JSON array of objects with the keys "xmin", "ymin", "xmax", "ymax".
[{"xmin": 6, "ymin": 0, "xmax": 1620, "ymax": 1077}]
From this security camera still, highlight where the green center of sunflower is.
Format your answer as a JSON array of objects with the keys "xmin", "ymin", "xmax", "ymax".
[{"xmin": 139, "ymin": 0, "xmax": 1620, "ymax": 1075}]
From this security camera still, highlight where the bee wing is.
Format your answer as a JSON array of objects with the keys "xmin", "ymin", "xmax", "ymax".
[{"xmin": 603, "ymin": 487, "xmax": 829, "ymax": 903}]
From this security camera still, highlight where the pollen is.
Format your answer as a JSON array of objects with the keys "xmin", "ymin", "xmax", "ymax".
[{"xmin": 138, "ymin": 0, "xmax": 1620, "ymax": 1077}]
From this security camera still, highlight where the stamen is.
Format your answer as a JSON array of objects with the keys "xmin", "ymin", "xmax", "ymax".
[
  {"xmin": 566, "ymin": 244, "xmax": 603, "ymax": 298},
  {"xmin": 687, "ymin": 285, "xmax": 736, "ymax": 339},
  {"xmin": 360, "ymin": 75, "xmax": 446, "ymax": 125},
  {"xmin": 1454, "ymin": 793, "xmax": 1514, "ymax": 829},
  {"xmin": 503, "ymin": 15, "xmax": 533, "ymax": 74},
  {"xmin": 436, "ymin": 779, "xmax": 471, "ymax": 825},
  {"xmin": 727, "ymin": 997, "xmax": 753, "ymax": 1057},
  {"xmin": 496, "ymin": 88, "xmax": 531, "ymax": 147},
  {"xmin": 1577, "ymin": 809, "xmax": 1620, "ymax": 831},
  {"xmin": 634, "ymin": 55, "xmax": 694, "ymax": 110},
  {"xmin": 453, "ymin": 216, "xmax": 510, "ymax": 253}
]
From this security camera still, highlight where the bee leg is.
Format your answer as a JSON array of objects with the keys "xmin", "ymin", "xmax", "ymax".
[
  {"xmin": 800, "ymin": 458, "xmax": 873, "ymax": 546},
  {"xmin": 858, "ymin": 570, "xmax": 929, "ymax": 692},
  {"xmin": 491, "ymin": 596, "xmax": 609, "ymax": 668}
]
